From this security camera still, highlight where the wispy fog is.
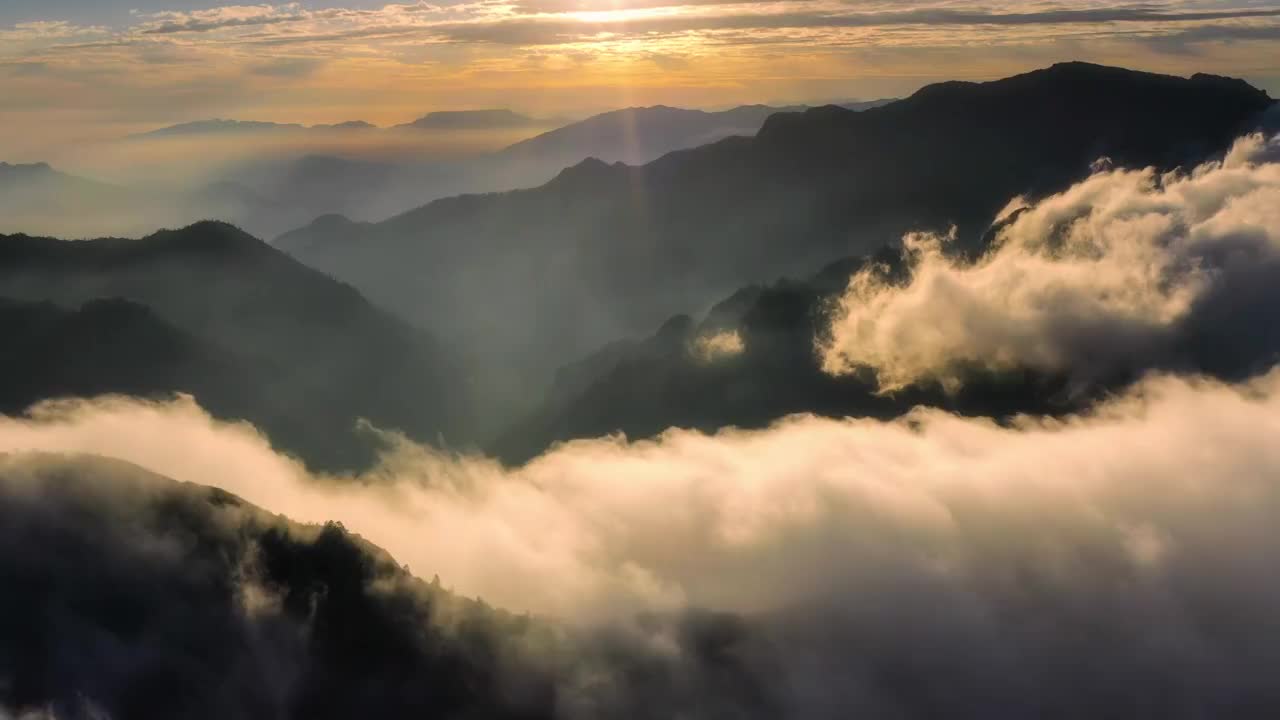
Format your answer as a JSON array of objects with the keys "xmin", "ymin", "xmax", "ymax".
[{"xmin": 0, "ymin": 124, "xmax": 565, "ymax": 240}]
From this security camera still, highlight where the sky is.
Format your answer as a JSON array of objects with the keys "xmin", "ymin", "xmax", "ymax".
[{"xmin": 2, "ymin": 0, "xmax": 1280, "ymax": 142}]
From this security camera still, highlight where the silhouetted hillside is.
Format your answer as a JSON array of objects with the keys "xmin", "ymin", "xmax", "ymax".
[
  {"xmin": 496, "ymin": 104, "xmax": 804, "ymax": 169},
  {"xmin": 137, "ymin": 119, "xmax": 308, "ymax": 138},
  {"xmin": 279, "ymin": 63, "xmax": 1275, "ymax": 419},
  {"xmin": 0, "ymin": 297, "xmax": 250, "ymax": 411},
  {"xmin": 0, "ymin": 454, "xmax": 557, "ymax": 720},
  {"xmin": 0, "ymin": 222, "xmax": 474, "ymax": 469},
  {"xmin": 397, "ymin": 109, "xmax": 541, "ymax": 130},
  {"xmin": 496, "ymin": 101, "xmax": 892, "ymax": 169}
]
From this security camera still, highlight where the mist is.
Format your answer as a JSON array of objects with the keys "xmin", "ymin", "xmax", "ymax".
[
  {"xmin": 6, "ymin": 363, "xmax": 1280, "ymax": 714},
  {"xmin": 0, "ymin": 123, "xmax": 568, "ymax": 240}
]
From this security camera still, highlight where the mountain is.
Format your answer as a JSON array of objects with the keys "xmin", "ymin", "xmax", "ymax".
[
  {"xmin": 0, "ymin": 222, "xmax": 474, "ymax": 470},
  {"xmin": 0, "ymin": 297, "xmax": 249, "ymax": 412},
  {"xmin": 495, "ymin": 101, "xmax": 892, "ymax": 169},
  {"xmin": 136, "ymin": 119, "xmax": 378, "ymax": 137},
  {"xmin": 277, "ymin": 63, "xmax": 1275, "ymax": 418},
  {"xmin": 495, "ymin": 104, "xmax": 806, "ymax": 170},
  {"xmin": 137, "ymin": 119, "xmax": 309, "ymax": 137},
  {"xmin": 226, "ymin": 154, "xmax": 471, "ymax": 225},
  {"xmin": 490, "ymin": 251, "xmax": 1078, "ymax": 463},
  {"xmin": 311, "ymin": 120, "xmax": 378, "ymax": 131},
  {"xmin": 396, "ymin": 109, "xmax": 542, "ymax": 130},
  {"xmin": 79, "ymin": 102, "xmax": 880, "ymax": 239},
  {"xmin": 0, "ymin": 453, "xmax": 558, "ymax": 719},
  {"xmin": 0, "ymin": 162, "xmax": 288, "ymax": 239},
  {"xmin": 0, "ymin": 161, "xmax": 131, "ymax": 218},
  {"xmin": 139, "ymin": 112, "xmax": 547, "ymax": 137},
  {"xmin": 234, "ymin": 104, "xmax": 867, "ymax": 228}
]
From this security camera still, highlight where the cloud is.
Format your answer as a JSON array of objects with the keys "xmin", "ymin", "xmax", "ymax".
[
  {"xmin": 424, "ymin": 5, "xmax": 1280, "ymax": 45},
  {"xmin": 822, "ymin": 132, "xmax": 1280, "ymax": 392},
  {"xmin": 7, "ymin": 365, "xmax": 1280, "ymax": 713},
  {"xmin": 246, "ymin": 56, "xmax": 326, "ymax": 77},
  {"xmin": 692, "ymin": 329, "xmax": 746, "ymax": 362},
  {"xmin": 3, "ymin": 1, "xmax": 1279, "ymax": 143},
  {"xmin": 137, "ymin": 3, "xmax": 310, "ymax": 35}
]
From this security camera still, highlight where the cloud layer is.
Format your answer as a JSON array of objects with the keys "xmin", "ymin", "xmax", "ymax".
[
  {"xmin": 823, "ymin": 132, "xmax": 1280, "ymax": 391},
  {"xmin": 7, "ymin": 366, "xmax": 1280, "ymax": 714}
]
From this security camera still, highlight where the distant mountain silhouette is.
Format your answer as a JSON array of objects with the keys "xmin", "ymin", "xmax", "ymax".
[
  {"xmin": 140, "ymin": 112, "xmax": 545, "ymax": 137},
  {"xmin": 396, "ymin": 109, "xmax": 542, "ymax": 130},
  {"xmin": 0, "ymin": 160, "xmax": 123, "ymax": 201},
  {"xmin": 244, "ymin": 104, "xmax": 884, "ymax": 225},
  {"xmin": 136, "ymin": 119, "xmax": 309, "ymax": 137},
  {"xmin": 0, "ymin": 162, "xmax": 139, "ymax": 234},
  {"xmin": 136, "ymin": 119, "xmax": 381, "ymax": 137},
  {"xmin": 0, "ymin": 162, "xmax": 290, "ymax": 239},
  {"xmin": 497, "ymin": 104, "xmax": 802, "ymax": 169},
  {"xmin": 85, "ymin": 102, "xmax": 884, "ymax": 239},
  {"xmin": 278, "ymin": 63, "xmax": 1275, "ymax": 419},
  {"xmin": 0, "ymin": 222, "xmax": 474, "ymax": 470},
  {"xmin": 496, "ymin": 101, "xmax": 891, "ymax": 168},
  {"xmin": 223, "ymin": 154, "xmax": 473, "ymax": 225},
  {"xmin": 311, "ymin": 120, "xmax": 378, "ymax": 131}
]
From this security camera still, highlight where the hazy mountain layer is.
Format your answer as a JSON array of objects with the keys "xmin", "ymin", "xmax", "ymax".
[
  {"xmin": 0, "ymin": 222, "xmax": 473, "ymax": 470},
  {"xmin": 491, "ymin": 102, "xmax": 892, "ymax": 174},
  {"xmin": 4, "ymin": 103, "xmax": 850, "ymax": 240},
  {"xmin": 278, "ymin": 63, "xmax": 1275, "ymax": 421}
]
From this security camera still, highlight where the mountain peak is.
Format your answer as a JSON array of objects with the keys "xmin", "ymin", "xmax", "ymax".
[
  {"xmin": 1045, "ymin": 60, "xmax": 1115, "ymax": 74},
  {"xmin": 400, "ymin": 109, "xmax": 537, "ymax": 130},
  {"xmin": 758, "ymin": 62, "xmax": 1272, "ymax": 146},
  {"xmin": 137, "ymin": 119, "xmax": 305, "ymax": 138},
  {"xmin": 547, "ymin": 157, "xmax": 622, "ymax": 188},
  {"xmin": 142, "ymin": 221, "xmax": 273, "ymax": 257}
]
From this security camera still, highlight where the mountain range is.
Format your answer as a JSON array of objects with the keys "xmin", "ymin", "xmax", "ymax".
[
  {"xmin": 4, "ymin": 63, "xmax": 1275, "ymax": 460},
  {"xmin": 0, "ymin": 222, "xmax": 474, "ymax": 470},
  {"xmin": 278, "ymin": 63, "xmax": 1276, "ymax": 422},
  {"xmin": 138, "ymin": 110, "xmax": 548, "ymax": 136},
  {"xmin": 0, "ymin": 161, "xmax": 288, "ymax": 239},
  {"xmin": 5, "ymin": 102, "xmax": 879, "ymax": 240},
  {"xmin": 485, "ymin": 100, "xmax": 892, "ymax": 177},
  {"xmin": 394, "ymin": 109, "xmax": 547, "ymax": 130}
]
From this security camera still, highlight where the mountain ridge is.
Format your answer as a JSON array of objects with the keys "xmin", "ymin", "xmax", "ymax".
[
  {"xmin": 0, "ymin": 221, "xmax": 475, "ymax": 470},
  {"xmin": 277, "ymin": 62, "xmax": 1274, "ymax": 425}
]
